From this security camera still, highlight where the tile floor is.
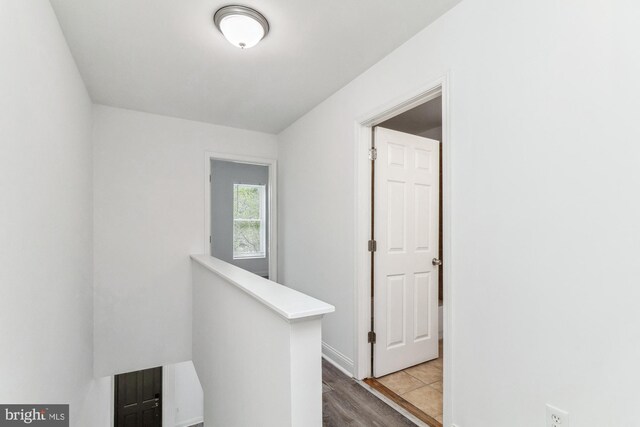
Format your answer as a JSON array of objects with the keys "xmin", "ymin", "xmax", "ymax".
[{"xmin": 377, "ymin": 340, "xmax": 444, "ymax": 423}]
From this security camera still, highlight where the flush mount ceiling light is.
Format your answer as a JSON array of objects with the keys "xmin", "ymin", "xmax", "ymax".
[{"xmin": 214, "ymin": 5, "xmax": 269, "ymax": 49}]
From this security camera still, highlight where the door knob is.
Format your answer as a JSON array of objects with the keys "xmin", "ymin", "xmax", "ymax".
[{"xmin": 432, "ymin": 258, "xmax": 442, "ymax": 266}]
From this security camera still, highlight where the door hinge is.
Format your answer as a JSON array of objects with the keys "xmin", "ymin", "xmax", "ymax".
[
  {"xmin": 368, "ymin": 239, "xmax": 377, "ymax": 252},
  {"xmin": 368, "ymin": 147, "xmax": 377, "ymax": 161},
  {"xmin": 368, "ymin": 331, "xmax": 376, "ymax": 344}
]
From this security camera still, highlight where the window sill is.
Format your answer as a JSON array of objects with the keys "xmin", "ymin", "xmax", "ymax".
[{"xmin": 233, "ymin": 255, "xmax": 266, "ymax": 260}]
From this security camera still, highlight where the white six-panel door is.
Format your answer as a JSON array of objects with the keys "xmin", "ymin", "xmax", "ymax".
[{"xmin": 373, "ymin": 127, "xmax": 440, "ymax": 377}]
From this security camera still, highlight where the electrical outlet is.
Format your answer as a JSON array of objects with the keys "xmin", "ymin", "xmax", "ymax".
[{"xmin": 546, "ymin": 404, "xmax": 569, "ymax": 427}]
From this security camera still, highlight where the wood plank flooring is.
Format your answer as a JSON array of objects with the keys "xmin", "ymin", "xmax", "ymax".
[{"xmin": 322, "ymin": 360, "xmax": 416, "ymax": 427}]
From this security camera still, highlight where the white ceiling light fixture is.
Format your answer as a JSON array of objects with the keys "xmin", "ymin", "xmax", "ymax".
[{"xmin": 214, "ymin": 5, "xmax": 269, "ymax": 49}]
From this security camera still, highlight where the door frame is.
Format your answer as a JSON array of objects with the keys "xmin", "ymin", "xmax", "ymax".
[
  {"xmin": 203, "ymin": 151, "xmax": 278, "ymax": 281},
  {"xmin": 353, "ymin": 75, "xmax": 453, "ymax": 421}
]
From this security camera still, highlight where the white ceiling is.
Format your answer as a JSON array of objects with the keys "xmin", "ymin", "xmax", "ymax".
[
  {"xmin": 379, "ymin": 96, "xmax": 442, "ymax": 135},
  {"xmin": 50, "ymin": 0, "xmax": 461, "ymax": 134}
]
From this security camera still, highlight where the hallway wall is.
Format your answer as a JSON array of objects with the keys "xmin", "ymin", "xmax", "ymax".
[
  {"xmin": 0, "ymin": 1, "xmax": 98, "ymax": 425},
  {"xmin": 278, "ymin": 1, "xmax": 640, "ymax": 426},
  {"xmin": 92, "ymin": 105, "xmax": 277, "ymax": 377}
]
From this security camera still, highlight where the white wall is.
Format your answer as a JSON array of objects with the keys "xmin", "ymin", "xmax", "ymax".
[
  {"xmin": 0, "ymin": 1, "xmax": 98, "ymax": 425},
  {"xmin": 173, "ymin": 361, "xmax": 203, "ymax": 427},
  {"xmin": 278, "ymin": 1, "xmax": 640, "ymax": 426},
  {"xmin": 163, "ymin": 362, "xmax": 203, "ymax": 427},
  {"xmin": 92, "ymin": 105, "xmax": 278, "ymax": 377}
]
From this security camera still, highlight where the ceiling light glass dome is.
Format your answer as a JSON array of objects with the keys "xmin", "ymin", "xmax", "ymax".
[{"xmin": 214, "ymin": 6, "xmax": 269, "ymax": 49}]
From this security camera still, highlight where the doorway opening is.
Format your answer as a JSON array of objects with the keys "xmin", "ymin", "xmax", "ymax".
[
  {"xmin": 114, "ymin": 366, "xmax": 162, "ymax": 427},
  {"xmin": 354, "ymin": 80, "xmax": 450, "ymax": 427},
  {"xmin": 203, "ymin": 152, "xmax": 278, "ymax": 281},
  {"xmin": 110, "ymin": 362, "xmax": 204, "ymax": 427}
]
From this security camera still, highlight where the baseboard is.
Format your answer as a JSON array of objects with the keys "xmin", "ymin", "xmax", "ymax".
[
  {"xmin": 321, "ymin": 341, "xmax": 354, "ymax": 377},
  {"xmin": 175, "ymin": 416, "xmax": 204, "ymax": 427}
]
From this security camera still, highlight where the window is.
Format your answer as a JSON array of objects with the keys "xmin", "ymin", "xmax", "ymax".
[{"xmin": 233, "ymin": 184, "xmax": 266, "ymax": 259}]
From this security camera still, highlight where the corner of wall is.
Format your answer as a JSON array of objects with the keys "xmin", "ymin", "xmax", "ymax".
[{"xmin": 321, "ymin": 342, "xmax": 354, "ymax": 377}]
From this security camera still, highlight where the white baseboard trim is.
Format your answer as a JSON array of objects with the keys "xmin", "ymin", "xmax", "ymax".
[
  {"xmin": 322, "ymin": 341, "xmax": 354, "ymax": 377},
  {"xmin": 175, "ymin": 416, "xmax": 203, "ymax": 427}
]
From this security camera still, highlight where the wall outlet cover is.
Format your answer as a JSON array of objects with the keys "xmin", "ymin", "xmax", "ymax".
[{"xmin": 546, "ymin": 404, "xmax": 569, "ymax": 427}]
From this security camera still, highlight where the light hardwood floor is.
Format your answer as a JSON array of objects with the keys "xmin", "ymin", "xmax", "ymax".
[{"xmin": 323, "ymin": 360, "xmax": 416, "ymax": 426}]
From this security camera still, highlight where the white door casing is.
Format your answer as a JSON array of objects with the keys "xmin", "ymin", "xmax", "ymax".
[{"xmin": 374, "ymin": 127, "xmax": 440, "ymax": 377}]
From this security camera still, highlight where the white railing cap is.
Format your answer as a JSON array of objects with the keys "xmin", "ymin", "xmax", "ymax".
[{"xmin": 191, "ymin": 255, "xmax": 335, "ymax": 320}]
